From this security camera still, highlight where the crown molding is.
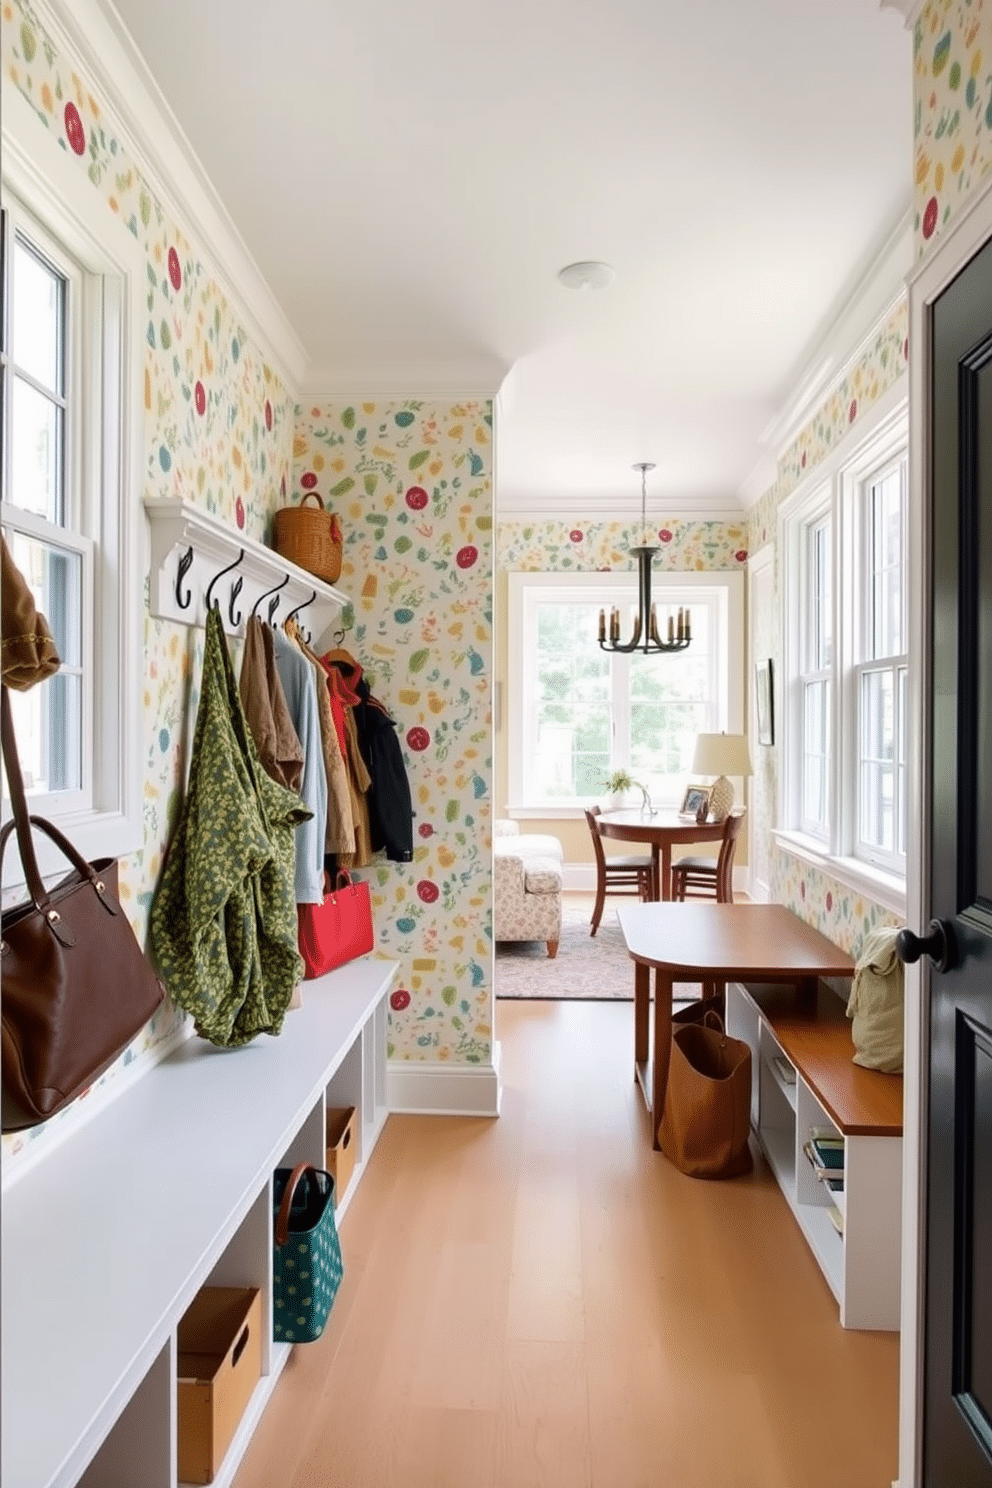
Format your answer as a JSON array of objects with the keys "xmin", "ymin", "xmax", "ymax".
[
  {"xmin": 736, "ymin": 451, "xmax": 779, "ymax": 510},
  {"xmin": 300, "ymin": 362, "xmax": 507, "ymax": 404},
  {"xmin": 742, "ymin": 207, "xmax": 912, "ymax": 502},
  {"xmin": 879, "ymin": 0, "xmax": 925, "ymax": 27},
  {"xmin": 494, "ymin": 499, "xmax": 747, "ymax": 523},
  {"xmin": 38, "ymin": 0, "xmax": 307, "ymax": 391}
]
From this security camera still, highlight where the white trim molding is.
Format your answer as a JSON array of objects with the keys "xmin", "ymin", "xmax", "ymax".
[
  {"xmin": 879, "ymin": 0, "xmax": 925, "ymax": 26},
  {"xmin": 743, "ymin": 213, "xmax": 912, "ymax": 505},
  {"xmin": 2, "ymin": 82, "xmax": 146, "ymax": 874},
  {"xmin": 387, "ymin": 1047, "xmax": 502, "ymax": 1118},
  {"xmin": 38, "ymin": 0, "xmax": 307, "ymax": 391}
]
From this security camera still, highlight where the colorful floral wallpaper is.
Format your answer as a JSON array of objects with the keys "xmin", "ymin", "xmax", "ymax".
[
  {"xmin": 914, "ymin": 0, "xmax": 992, "ymax": 253},
  {"xmin": 3, "ymin": 1, "xmax": 294, "ymax": 1162},
  {"xmin": 497, "ymin": 518, "xmax": 749, "ymax": 573},
  {"xmin": 293, "ymin": 402, "xmax": 493, "ymax": 1066},
  {"xmin": 746, "ymin": 300, "xmax": 909, "ymax": 955},
  {"xmin": 748, "ymin": 302, "xmax": 909, "ymax": 552}
]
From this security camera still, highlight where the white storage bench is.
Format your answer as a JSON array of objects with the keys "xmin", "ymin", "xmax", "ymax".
[
  {"xmin": 1, "ymin": 957, "xmax": 397, "ymax": 1488},
  {"xmin": 725, "ymin": 978, "xmax": 903, "ymax": 1331}
]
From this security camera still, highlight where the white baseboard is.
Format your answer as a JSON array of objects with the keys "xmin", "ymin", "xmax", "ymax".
[{"xmin": 387, "ymin": 1041, "xmax": 502, "ymax": 1117}]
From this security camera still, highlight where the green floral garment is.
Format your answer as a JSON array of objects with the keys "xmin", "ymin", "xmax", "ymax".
[{"xmin": 150, "ymin": 607, "xmax": 311, "ymax": 1046}]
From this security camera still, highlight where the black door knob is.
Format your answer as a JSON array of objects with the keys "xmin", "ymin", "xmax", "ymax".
[{"xmin": 895, "ymin": 918, "xmax": 956, "ymax": 974}]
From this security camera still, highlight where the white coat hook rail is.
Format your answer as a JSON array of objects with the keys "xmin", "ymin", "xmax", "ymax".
[{"xmin": 144, "ymin": 497, "xmax": 350, "ymax": 641}]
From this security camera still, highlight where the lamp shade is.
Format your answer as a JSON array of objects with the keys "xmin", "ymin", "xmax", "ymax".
[
  {"xmin": 691, "ymin": 732, "xmax": 752, "ymax": 821},
  {"xmin": 691, "ymin": 733, "xmax": 753, "ymax": 777}
]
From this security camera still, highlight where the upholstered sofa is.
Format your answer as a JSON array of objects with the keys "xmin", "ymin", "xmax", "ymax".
[{"xmin": 493, "ymin": 820, "xmax": 563, "ymax": 958}]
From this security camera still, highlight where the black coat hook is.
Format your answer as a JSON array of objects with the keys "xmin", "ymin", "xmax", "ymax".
[
  {"xmin": 175, "ymin": 546, "xmax": 194, "ymax": 609},
  {"xmin": 285, "ymin": 588, "xmax": 316, "ymax": 646},
  {"xmin": 205, "ymin": 549, "xmax": 244, "ymax": 614},
  {"xmin": 285, "ymin": 588, "xmax": 317, "ymax": 628},
  {"xmin": 228, "ymin": 574, "xmax": 244, "ymax": 629},
  {"xmin": 251, "ymin": 573, "xmax": 290, "ymax": 622}
]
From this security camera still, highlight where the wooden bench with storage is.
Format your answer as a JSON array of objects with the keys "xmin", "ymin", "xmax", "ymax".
[
  {"xmin": 1, "ymin": 958, "xmax": 397, "ymax": 1488},
  {"xmin": 726, "ymin": 978, "xmax": 903, "ymax": 1330}
]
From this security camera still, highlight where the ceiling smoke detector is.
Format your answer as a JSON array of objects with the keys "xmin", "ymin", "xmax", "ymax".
[{"xmin": 557, "ymin": 260, "xmax": 615, "ymax": 291}]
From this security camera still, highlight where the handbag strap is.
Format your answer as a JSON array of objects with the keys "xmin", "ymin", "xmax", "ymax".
[
  {"xmin": 0, "ymin": 688, "xmax": 113, "ymax": 922},
  {"xmin": 335, "ymin": 869, "xmax": 354, "ymax": 892},
  {"xmin": 2, "ymin": 684, "xmax": 47, "ymax": 906},
  {"xmin": 275, "ymin": 1162, "xmax": 314, "ymax": 1248}
]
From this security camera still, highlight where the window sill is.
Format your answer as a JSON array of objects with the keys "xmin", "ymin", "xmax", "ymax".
[
  {"xmin": 772, "ymin": 831, "xmax": 906, "ymax": 914},
  {"xmin": 506, "ymin": 801, "xmax": 683, "ymax": 821}
]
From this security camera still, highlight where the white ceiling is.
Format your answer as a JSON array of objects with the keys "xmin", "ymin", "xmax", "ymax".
[{"xmin": 103, "ymin": 0, "xmax": 913, "ymax": 515}]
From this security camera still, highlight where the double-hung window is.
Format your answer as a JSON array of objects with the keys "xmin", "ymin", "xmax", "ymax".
[
  {"xmin": 780, "ymin": 394, "xmax": 908, "ymax": 903},
  {"xmin": 1, "ymin": 89, "xmax": 143, "ymax": 881},
  {"xmin": 506, "ymin": 570, "xmax": 744, "ymax": 812},
  {"xmin": 799, "ymin": 504, "xmax": 832, "ymax": 840},
  {"xmin": 852, "ymin": 452, "xmax": 908, "ymax": 871},
  {"xmin": 2, "ymin": 201, "xmax": 90, "ymax": 810}
]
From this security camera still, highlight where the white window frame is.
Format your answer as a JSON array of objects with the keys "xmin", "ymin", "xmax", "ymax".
[
  {"xmin": 796, "ymin": 497, "xmax": 833, "ymax": 842},
  {"xmin": 845, "ymin": 442, "xmax": 909, "ymax": 875},
  {"xmin": 506, "ymin": 569, "xmax": 744, "ymax": 816},
  {"xmin": 777, "ymin": 384, "xmax": 909, "ymax": 911},
  {"xmin": 1, "ymin": 86, "xmax": 144, "ymax": 882}
]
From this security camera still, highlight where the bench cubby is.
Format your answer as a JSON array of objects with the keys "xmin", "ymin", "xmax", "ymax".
[{"xmin": 725, "ymin": 978, "xmax": 903, "ymax": 1330}]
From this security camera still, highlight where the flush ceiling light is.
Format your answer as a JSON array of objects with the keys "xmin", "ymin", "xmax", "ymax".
[{"xmin": 557, "ymin": 260, "xmax": 615, "ymax": 290}]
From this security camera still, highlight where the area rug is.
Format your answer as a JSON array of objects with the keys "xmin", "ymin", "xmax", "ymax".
[{"xmin": 495, "ymin": 896, "xmax": 702, "ymax": 1001}]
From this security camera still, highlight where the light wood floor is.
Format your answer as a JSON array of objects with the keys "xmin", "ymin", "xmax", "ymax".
[{"xmin": 233, "ymin": 999, "xmax": 899, "ymax": 1488}]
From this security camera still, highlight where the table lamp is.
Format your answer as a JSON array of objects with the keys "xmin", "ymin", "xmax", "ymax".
[{"xmin": 691, "ymin": 732, "xmax": 753, "ymax": 822}]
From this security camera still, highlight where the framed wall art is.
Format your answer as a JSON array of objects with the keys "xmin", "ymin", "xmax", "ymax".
[{"xmin": 755, "ymin": 659, "xmax": 774, "ymax": 746}]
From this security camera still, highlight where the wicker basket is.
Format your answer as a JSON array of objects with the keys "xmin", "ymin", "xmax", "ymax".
[{"xmin": 273, "ymin": 493, "xmax": 342, "ymax": 584}]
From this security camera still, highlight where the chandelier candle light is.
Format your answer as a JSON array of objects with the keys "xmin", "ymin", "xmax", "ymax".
[{"xmin": 598, "ymin": 463, "xmax": 691, "ymax": 655}]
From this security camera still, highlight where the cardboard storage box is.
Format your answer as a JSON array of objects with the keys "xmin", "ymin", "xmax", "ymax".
[
  {"xmin": 326, "ymin": 1106, "xmax": 357, "ymax": 1204},
  {"xmin": 177, "ymin": 1286, "xmax": 262, "ymax": 1484}
]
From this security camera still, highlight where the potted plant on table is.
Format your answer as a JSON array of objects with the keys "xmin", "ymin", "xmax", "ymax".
[{"xmin": 601, "ymin": 771, "xmax": 655, "ymax": 816}]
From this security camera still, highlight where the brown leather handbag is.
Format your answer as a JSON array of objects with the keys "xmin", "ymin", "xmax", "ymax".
[
  {"xmin": 1, "ymin": 687, "xmax": 165, "ymax": 1131},
  {"xmin": 658, "ymin": 1007, "xmax": 754, "ymax": 1179}
]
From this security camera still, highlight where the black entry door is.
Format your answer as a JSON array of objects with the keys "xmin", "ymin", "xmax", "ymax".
[{"xmin": 923, "ymin": 231, "xmax": 992, "ymax": 1483}]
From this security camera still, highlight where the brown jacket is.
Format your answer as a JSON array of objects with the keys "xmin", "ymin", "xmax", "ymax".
[{"xmin": 238, "ymin": 615, "xmax": 304, "ymax": 791}]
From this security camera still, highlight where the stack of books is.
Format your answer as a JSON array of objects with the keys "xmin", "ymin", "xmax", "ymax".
[
  {"xmin": 803, "ymin": 1128, "xmax": 845, "ymax": 1237},
  {"xmin": 803, "ymin": 1128, "xmax": 844, "ymax": 1193}
]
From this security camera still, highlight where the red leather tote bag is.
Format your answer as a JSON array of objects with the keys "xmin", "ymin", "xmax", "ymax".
[{"xmin": 297, "ymin": 870, "xmax": 374, "ymax": 979}]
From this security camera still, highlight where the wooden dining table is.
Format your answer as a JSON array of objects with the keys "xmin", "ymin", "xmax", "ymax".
[
  {"xmin": 596, "ymin": 807, "xmax": 727, "ymax": 901},
  {"xmin": 616, "ymin": 902, "xmax": 856, "ymax": 1148}
]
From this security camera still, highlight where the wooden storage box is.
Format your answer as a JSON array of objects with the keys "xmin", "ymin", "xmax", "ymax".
[
  {"xmin": 326, "ymin": 1106, "xmax": 357, "ymax": 1204},
  {"xmin": 177, "ymin": 1286, "xmax": 262, "ymax": 1484}
]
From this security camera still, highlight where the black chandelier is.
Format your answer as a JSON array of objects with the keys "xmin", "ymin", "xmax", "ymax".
[{"xmin": 598, "ymin": 462, "xmax": 692, "ymax": 655}]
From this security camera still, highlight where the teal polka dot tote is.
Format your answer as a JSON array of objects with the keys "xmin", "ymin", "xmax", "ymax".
[{"xmin": 272, "ymin": 1163, "xmax": 343, "ymax": 1344}]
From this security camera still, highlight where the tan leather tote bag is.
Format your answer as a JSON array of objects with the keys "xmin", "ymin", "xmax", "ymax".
[{"xmin": 659, "ymin": 1009, "xmax": 753, "ymax": 1179}]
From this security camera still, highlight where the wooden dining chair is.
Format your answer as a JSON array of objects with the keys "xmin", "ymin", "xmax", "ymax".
[
  {"xmin": 671, "ymin": 807, "xmax": 746, "ymax": 903},
  {"xmin": 585, "ymin": 806, "xmax": 656, "ymax": 935}
]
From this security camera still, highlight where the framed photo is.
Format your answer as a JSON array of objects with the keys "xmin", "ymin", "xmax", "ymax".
[
  {"xmin": 680, "ymin": 784, "xmax": 712, "ymax": 819},
  {"xmin": 755, "ymin": 658, "xmax": 774, "ymax": 746}
]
